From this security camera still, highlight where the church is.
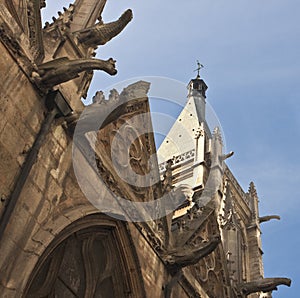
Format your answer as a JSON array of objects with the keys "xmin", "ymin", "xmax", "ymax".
[{"xmin": 0, "ymin": 0, "xmax": 291, "ymax": 297}]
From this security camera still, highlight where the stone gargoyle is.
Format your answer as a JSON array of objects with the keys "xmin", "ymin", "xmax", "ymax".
[
  {"xmin": 238, "ymin": 277, "xmax": 291, "ymax": 295},
  {"xmin": 75, "ymin": 9, "xmax": 133, "ymax": 48},
  {"xmin": 259, "ymin": 215, "xmax": 280, "ymax": 223},
  {"xmin": 33, "ymin": 57, "xmax": 117, "ymax": 88},
  {"xmin": 162, "ymin": 235, "xmax": 221, "ymax": 273}
]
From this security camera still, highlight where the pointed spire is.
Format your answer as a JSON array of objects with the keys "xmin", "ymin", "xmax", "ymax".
[
  {"xmin": 158, "ymin": 66, "xmax": 211, "ymax": 191},
  {"xmin": 248, "ymin": 181, "xmax": 258, "ymax": 198},
  {"xmin": 248, "ymin": 181, "xmax": 259, "ymax": 222}
]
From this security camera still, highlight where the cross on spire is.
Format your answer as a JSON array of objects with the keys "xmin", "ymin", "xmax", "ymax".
[{"xmin": 194, "ymin": 60, "xmax": 204, "ymax": 78}]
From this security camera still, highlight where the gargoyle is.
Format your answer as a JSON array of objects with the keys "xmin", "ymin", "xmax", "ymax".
[
  {"xmin": 163, "ymin": 235, "xmax": 221, "ymax": 273},
  {"xmin": 220, "ymin": 151, "xmax": 234, "ymax": 161},
  {"xmin": 239, "ymin": 277, "xmax": 291, "ymax": 295},
  {"xmin": 259, "ymin": 215, "xmax": 280, "ymax": 223},
  {"xmin": 34, "ymin": 57, "xmax": 117, "ymax": 88},
  {"xmin": 75, "ymin": 9, "xmax": 133, "ymax": 47}
]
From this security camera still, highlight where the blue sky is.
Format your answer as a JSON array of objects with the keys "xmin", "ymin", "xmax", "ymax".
[{"xmin": 43, "ymin": 1, "xmax": 300, "ymax": 296}]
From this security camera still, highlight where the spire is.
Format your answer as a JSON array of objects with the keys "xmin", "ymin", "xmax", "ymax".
[
  {"xmin": 248, "ymin": 181, "xmax": 259, "ymax": 222},
  {"xmin": 158, "ymin": 65, "xmax": 210, "ymax": 190},
  {"xmin": 248, "ymin": 181, "xmax": 258, "ymax": 198},
  {"xmin": 185, "ymin": 62, "xmax": 208, "ymax": 125}
]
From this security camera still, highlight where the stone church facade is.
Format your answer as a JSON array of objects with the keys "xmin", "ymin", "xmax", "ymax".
[{"xmin": 0, "ymin": 1, "xmax": 291, "ymax": 297}]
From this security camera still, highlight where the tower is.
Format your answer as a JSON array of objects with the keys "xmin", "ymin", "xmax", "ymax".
[
  {"xmin": 157, "ymin": 64, "xmax": 291, "ymax": 297},
  {"xmin": 157, "ymin": 66, "xmax": 225, "ymax": 217},
  {"xmin": 0, "ymin": 1, "xmax": 291, "ymax": 296},
  {"xmin": 158, "ymin": 67, "xmax": 210, "ymax": 186}
]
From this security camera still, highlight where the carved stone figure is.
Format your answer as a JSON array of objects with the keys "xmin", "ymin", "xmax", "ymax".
[
  {"xmin": 163, "ymin": 235, "xmax": 221, "ymax": 272},
  {"xmin": 239, "ymin": 278, "xmax": 291, "ymax": 295},
  {"xmin": 221, "ymin": 151, "xmax": 234, "ymax": 161},
  {"xmin": 92, "ymin": 90, "xmax": 106, "ymax": 104},
  {"xmin": 75, "ymin": 9, "xmax": 133, "ymax": 48},
  {"xmin": 77, "ymin": 70, "xmax": 93, "ymax": 99},
  {"xmin": 108, "ymin": 89, "xmax": 119, "ymax": 102},
  {"xmin": 259, "ymin": 215, "xmax": 281, "ymax": 223},
  {"xmin": 0, "ymin": 0, "xmax": 293, "ymax": 294},
  {"xmin": 34, "ymin": 57, "xmax": 117, "ymax": 88}
]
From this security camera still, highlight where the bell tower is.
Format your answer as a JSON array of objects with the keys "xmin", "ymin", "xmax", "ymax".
[
  {"xmin": 187, "ymin": 61, "xmax": 208, "ymax": 123},
  {"xmin": 157, "ymin": 63, "xmax": 217, "ymax": 216}
]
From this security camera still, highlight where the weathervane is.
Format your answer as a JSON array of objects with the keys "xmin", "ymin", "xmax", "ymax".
[{"xmin": 194, "ymin": 60, "xmax": 204, "ymax": 78}]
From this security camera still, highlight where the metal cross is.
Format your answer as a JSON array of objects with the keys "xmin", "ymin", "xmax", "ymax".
[{"xmin": 194, "ymin": 60, "xmax": 204, "ymax": 77}]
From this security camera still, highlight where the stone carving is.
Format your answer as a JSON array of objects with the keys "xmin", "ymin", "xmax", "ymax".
[
  {"xmin": 163, "ymin": 270, "xmax": 183, "ymax": 298},
  {"xmin": 76, "ymin": 81, "xmax": 163, "ymax": 219},
  {"xmin": 26, "ymin": 222, "xmax": 144, "ymax": 297},
  {"xmin": 163, "ymin": 236, "xmax": 221, "ymax": 273},
  {"xmin": 40, "ymin": 0, "xmax": 46, "ymax": 8},
  {"xmin": 26, "ymin": 0, "xmax": 44, "ymax": 61},
  {"xmin": 159, "ymin": 149, "xmax": 195, "ymax": 172},
  {"xmin": 77, "ymin": 143, "xmax": 163, "ymax": 252},
  {"xmin": 77, "ymin": 70, "xmax": 93, "ymax": 99},
  {"xmin": 161, "ymin": 160, "xmax": 173, "ymax": 193},
  {"xmin": 4, "ymin": 0, "xmax": 26, "ymax": 30},
  {"xmin": 33, "ymin": 57, "xmax": 117, "ymax": 88},
  {"xmin": 75, "ymin": 9, "xmax": 133, "ymax": 47},
  {"xmin": 44, "ymin": 4, "xmax": 75, "ymax": 32},
  {"xmin": 238, "ymin": 278, "xmax": 291, "ymax": 295},
  {"xmin": 188, "ymin": 215, "xmax": 230, "ymax": 297},
  {"xmin": 248, "ymin": 181, "xmax": 258, "ymax": 197},
  {"xmin": 220, "ymin": 151, "xmax": 234, "ymax": 161},
  {"xmin": 194, "ymin": 124, "xmax": 204, "ymax": 139},
  {"xmin": 108, "ymin": 88, "xmax": 119, "ymax": 102},
  {"xmin": 161, "ymin": 200, "xmax": 223, "ymax": 278},
  {"xmin": 219, "ymin": 182, "xmax": 240, "ymax": 231},
  {"xmin": 92, "ymin": 90, "xmax": 106, "ymax": 104},
  {"xmin": 259, "ymin": 215, "xmax": 281, "ymax": 223},
  {"xmin": 0, "ymin": 24, "xmax": 24, "ymax": 57}
]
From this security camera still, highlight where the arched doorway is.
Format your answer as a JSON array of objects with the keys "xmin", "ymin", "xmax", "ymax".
[{"xmin": 24, "ymin": 214, "xmax": 145, "ymax": 297}]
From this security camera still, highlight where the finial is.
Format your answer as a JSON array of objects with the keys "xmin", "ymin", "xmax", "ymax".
[
  {"xmin": 248, "ymin": 182, "xmax": 257, "ymax": 197},
  {"xmin": 194, "ymin": 60, "xmax": 204, "ymax": 78}
]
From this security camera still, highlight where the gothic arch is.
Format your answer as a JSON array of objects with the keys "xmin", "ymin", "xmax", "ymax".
[{"xmin": 23, "ymin": 214, "xmax": 145, "ymax": 298}]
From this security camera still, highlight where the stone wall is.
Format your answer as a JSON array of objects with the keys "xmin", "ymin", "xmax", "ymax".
[
  {"xmin": 0, "ymin": 40, "xmax": 44, "ymax": 217},
  {"xmin": 0, "ymin": 1, "xmax": 291, "ymax": 297}
]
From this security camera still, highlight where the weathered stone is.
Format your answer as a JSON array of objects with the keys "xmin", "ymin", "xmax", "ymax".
[
  {"xmin": 0, "ymin": 122, "xmax": 25, "ymax": 158},
  {"xmin": 0, "ymin": 2, "xmax": 291, "ymax": 298},
  {"xmin": 52, "ymin": 124, "xmax": 69, "ymax": 149},
  {"xmin": 19, "ymin": 182, "xmax": 43, "ymax": 217},
  {"xmin": 0, "ymin": 142, "xmax": 20, "ymax": 190}
]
